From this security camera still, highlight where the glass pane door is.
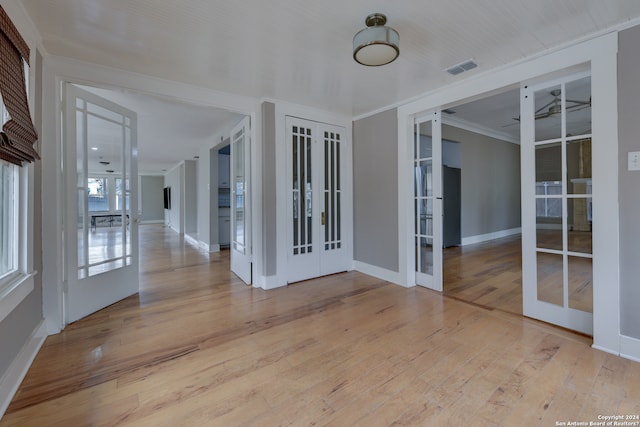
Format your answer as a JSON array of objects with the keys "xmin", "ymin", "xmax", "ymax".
[
  {"xmin": 65, "ymin": 84, "xmax": 138, "ymax": 324},
  {"xmin": 414, "ymin": 112, "xmax": 442, "ymax": 290},
  {"xmin": 523, "ymin": 73, "xmax": 593, "ymax": 334},
  {"xmin": 230, "ymin": 116, "xmax": 252, "ymax": 284},
  {"xmin": 76, "ymin": 98, "xmax": 133, "ymax": 278},
  {"xmin": 292, "ymin": 124, "xmax": 313, "ymax": 256},
  {"xmin": 323, "ymin": 130, "xmax": 340, "ymax": 252}
]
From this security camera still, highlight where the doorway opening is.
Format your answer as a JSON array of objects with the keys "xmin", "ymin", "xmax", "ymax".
[
  {"xmin": 439, "ymin": 86, "xmax": 524, "ymax": 316},
  {"xmin": 62, "ymin": 83, "xmax": 251, "ymax": 323}
]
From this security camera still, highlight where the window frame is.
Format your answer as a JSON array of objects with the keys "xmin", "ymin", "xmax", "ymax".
[
  {"xmin": 0, "ymin": 57, "xmax": 35, "ymax": 323},
  {"xmin": 0, "ymin": 159, "xmax": 18, "ymax": 279}
]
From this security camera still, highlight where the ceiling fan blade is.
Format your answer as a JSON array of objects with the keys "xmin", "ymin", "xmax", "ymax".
[
  {"xmin": 534, "ymin": 99, "xmax": 556, "ymax": 114},
  {"xmin": 502, "ymin": 121, "xmax": 520, "ymax": 128},
  {"xmin": 566, "ymin": 99, "xmax": 590, "ymax": 106}
]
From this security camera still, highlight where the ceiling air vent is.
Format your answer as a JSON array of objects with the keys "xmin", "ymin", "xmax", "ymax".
[{"xmin": 445, "ymin": 59, "xmax": 478, "ymax": 76}]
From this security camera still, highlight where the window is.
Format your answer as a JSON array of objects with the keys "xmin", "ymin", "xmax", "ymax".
[
  {"xmin": 0, "ymin": 5, "xmax": 37, "ymax": 323},
  {"xmin": 87, "ymin": 176, "xmax": 131, "ymax": 213},
  {"xmin": 536, "ymin": 181, "xmax": 562, "ymax": 218},
  {"xmin": 0, "ymin": 160, "xmax": 17, "ymax": 278},
  {"xmin": 115, "ymin": 178, "xmax": 129, "ymax": 211},
  {"xmin": 88, "ymin": 177, "xmax": 108, "ymax": 212}
]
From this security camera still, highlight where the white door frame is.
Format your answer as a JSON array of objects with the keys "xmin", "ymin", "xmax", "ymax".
[
  {"xmin": 41, "ymin": 57, "xmax": 262, "ymax": 333},
  {"xmin": 397, "ymin": 33, "xmax": 619, "ymax": 354}
]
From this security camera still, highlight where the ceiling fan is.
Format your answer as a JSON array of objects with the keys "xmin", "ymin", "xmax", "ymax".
[{"xmin": 503, "ymin": 89, "xmax": 591, "ymax": 127}]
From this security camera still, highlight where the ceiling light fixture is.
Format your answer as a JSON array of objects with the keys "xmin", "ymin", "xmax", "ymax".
[{"xmin": 353, "ymin": 13, "xmax": 399, "ymax": 66}]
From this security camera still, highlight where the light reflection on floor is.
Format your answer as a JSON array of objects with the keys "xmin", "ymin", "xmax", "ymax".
[{"xmin": 77, "ymin": 227, "xmax": 131, "ymax": 278}]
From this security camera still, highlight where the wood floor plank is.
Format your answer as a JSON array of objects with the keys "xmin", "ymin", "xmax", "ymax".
[{"xmin": 1, "ymin": 224, "xmax": 637, "ymax": 426}]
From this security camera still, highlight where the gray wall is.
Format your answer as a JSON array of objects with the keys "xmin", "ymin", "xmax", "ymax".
[
  {"xmin": 353, "ymin": 108, "xmax": 399, "ymax": 272},
  {"xmin": 140, "ymin": 175, "xmax": 164, "ymax": 222},
  {"xmin": 262, "ymin": 102, "xmax": 277, "ymax": 276},
  {"xmin": 442, "ymin": 125, "xmax": 521, "ymax": 239},
  {"xmin": 184, "ymin": 160, "xmax": 197, "ymax": 235},
  {"xmin": 0, "ymin": 50, "xmax": 44, "ymax": 377},
  {"xmin": 618, "ymin": 25, "xmax": 640, "ymax": 339}
]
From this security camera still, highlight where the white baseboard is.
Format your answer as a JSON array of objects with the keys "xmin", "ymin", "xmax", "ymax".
[
  {"xmin": 193, "ymin": 239, "xmax": 219, "ymax": 253},
  {"xmin": 352, "ymin": 261, "xmax": 406, "ymax": 287},
  {"xmin": 591, "ymin": 344, "xmax": 620, "ymax": 357},
  {"xmin": 184, "ymin": 234, "xmax": 200, "ymax": 248},
  {"xmin": 461, "ymin": 227, "xmax": 521, "ymax": 246},
  {"xmin": 259, "ymin": 275, "xmax": 287, "ymax": 290},
  {"xmin": 140, "ymin": 220, "xmax": 164, "ymax": 224},
  {"xmin": 620, "ymin": 334, "xmax": 640, "ymax": 363},
  {"xmin": 0, "ymin": 320, "xmax": 47, "ymax": 419}
]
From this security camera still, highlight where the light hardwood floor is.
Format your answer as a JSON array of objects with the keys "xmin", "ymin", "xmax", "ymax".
[
  {"xmin": 443, "ymin": 233, "xmax": 593, "ymax": 316},
  {"xmin": 443, "ymin": 235, "xmax": 523, "ymax": 316},
  {"xmin": 2, "ymin": 225, "xmax": 638, "ymax": 426}
]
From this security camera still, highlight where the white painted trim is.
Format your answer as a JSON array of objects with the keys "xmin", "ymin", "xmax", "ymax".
[
  {"xmin": 260, "ymin": 275, "xmax": 288, "ymax": 290},
  {"xmin": 261, "ymin": 97, "xmax": 352, "ymax": 129},
  {"xmin": 461, "ymin": 228, "xmax": 521, "ymax": 246},
  {"xmin": 397, "ymin": 108, "xmax": 414, "ymax": 288},
  {"xmin": 184, "ymin": 234, "xmax": 200, "ymax": 248},
  {"xmin": 140, "ymin": 220, "xmax": 164, "ymax": 225},
  {"xmin": 49, "ymin": 56, "xmax": 257, "ymax": 115},
  {"xmin": 619, "ymin": 335, "xmax": 640, "ymax": 363},
  {"xmin": 353, "ymin": 261, "xmax": 406, "ymax": 288},
  {"xmin": 207, "ymin": 243, "xmax": 221, "ymax": 253},
  {"xmin": 590, "ymin": 34, "xmax": 621, "ymax": 355},
  {"xmin": 0, "ymin": 274, "xmax": 35, "ymax": 323},
  {"xmin": 0, "ymin": 320, "xmax": 47, "ymax": 420},
  {"xmin": 591, "ymin": 344, "xmax": 620, "ymax": 357},
  {"xmin": 443, "ymin": 116, "xmax": 520, "ymax": 145},
  {"xmin": 397, "ymin": 33, "xmax": 620, "ymax": 353},
  {"xmin": 164, "ymin": 160, "xmax": 184, "ymax": 176}
]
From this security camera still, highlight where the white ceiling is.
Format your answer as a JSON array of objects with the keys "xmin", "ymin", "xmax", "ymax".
[
  {"xmin": 81, "ymin": 86, "xmax": 244, "ymax": 174},
  {"xmin": 14, "ymin": 1, "xmax": 635, "ymax": 172},
  {"xmin": 20, "ymin": 0, "xmax": 640, "ymax": 119},
  {"xmin": 448, "ymin": 75, "xmax": 591, "ymax": 143}
]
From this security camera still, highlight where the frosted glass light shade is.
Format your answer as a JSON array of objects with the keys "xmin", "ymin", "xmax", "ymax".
[{"xmin": 353, "ymin": 25, "xmax": 400, "ymax": 66}]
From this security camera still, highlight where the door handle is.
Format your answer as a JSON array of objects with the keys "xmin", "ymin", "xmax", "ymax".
[{"xmin": 321, "ymin": 212, "xmax": 325, "ymax": 225}]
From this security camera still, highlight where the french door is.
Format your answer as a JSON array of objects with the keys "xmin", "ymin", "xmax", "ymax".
[
  {"xmin": 286, "ymin": 116, "xmax": 349, "ymax": 283},
  {"xmin": 521, "ymin": 72, "xmax": 593, "ymax": 334},
  {"xmin": 64, "ymin": 84, "xmax": 138, "ymax": 324},
  {"xmin": 230, "ymin": 116, "xmax": 252, "ymax": 284},
  {"xmin": 414, "ymin": 112, "xmax": 443, "ymax": 291}
]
